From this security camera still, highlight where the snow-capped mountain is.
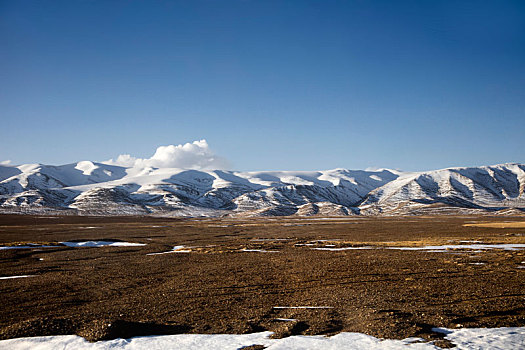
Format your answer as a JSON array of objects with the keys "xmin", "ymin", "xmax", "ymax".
[{"xmin": 0, "ymin": 162, "xmax": 524, "ymax": 216}]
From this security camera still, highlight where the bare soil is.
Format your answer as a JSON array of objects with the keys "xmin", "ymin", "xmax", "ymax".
[{"xmin": 0, "ymin": 215, "xmax": 524, "ymax": 345}]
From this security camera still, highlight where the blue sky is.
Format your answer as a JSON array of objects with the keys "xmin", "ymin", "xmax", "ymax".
[{"xmin": 1, "ymin": 0, "xmax": 524, "ymax": 171}]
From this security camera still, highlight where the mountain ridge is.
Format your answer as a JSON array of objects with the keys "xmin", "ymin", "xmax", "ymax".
[{"xmin": 1, "ymin": 162, "xmax": 524, "ymax": 216}]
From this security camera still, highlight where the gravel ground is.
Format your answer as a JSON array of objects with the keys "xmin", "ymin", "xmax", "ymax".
[{"xmin": 0, "ymin": 214, "xmax": 524, "ymax": 347}]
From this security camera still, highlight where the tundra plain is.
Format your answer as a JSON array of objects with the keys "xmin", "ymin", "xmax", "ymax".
[{"xmin": 0, "ymin": 215, "xmax": 524, "ymax": 347}]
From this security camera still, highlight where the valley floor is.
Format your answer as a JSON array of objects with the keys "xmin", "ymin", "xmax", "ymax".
[{"xmin": 0, "ymin": 215, "xmax": 524, "ymax": 348}]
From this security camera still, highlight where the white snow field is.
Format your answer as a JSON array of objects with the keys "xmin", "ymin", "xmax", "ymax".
[{"xmin": 0, "ymin": 327, "xmax": 524, "ymax": 350}]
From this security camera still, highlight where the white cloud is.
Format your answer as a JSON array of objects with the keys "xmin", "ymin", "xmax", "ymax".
[
  {"xmin": 0, "ymin": 160, "xmax": 12, "ymax": 166},
  {"xmin": 103, "ymin": 140, "xmax": 230, "ymax": 170}
]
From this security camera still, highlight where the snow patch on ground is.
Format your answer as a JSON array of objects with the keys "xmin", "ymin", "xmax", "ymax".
[
  {"xmin": 313, "ymin": 246, "xmax": 373, "ymax": 251},
  {"xmin": 1, "ymin": 242, "xmax": 146, "ymax": 249},
  {"xmin": 0, "ymin": 275, "xmax": 35, "ymax": 280},
  {"xmin": 147, "ymin": 246, "xmax": 191, "ymax": 255},
  {"xmin": 387, "ymin": 244, "xmax": 525, "ymax": 251},
  {"xmin": 0, "ymin": 245, "xmax": 56, "ymax": 250},
  {"xmin": 274, "ymin": 318, "xmax": 298, "ymax": 322},
  {"xmin": 241, "ymin": 249, "xmax": 280, "ymax": 253},
  {"xmin": 2, "ymin": 327, "xmax": 524, "ymax": 349},
  {"xmin": 433, "ymin": 326, "xmax": 525, "ymax": 350},
  {"xmin": 305, "ymin": 243, "xmax": 525, "ymax": 252},
  {"xmin": 61, "ymin": 241, "xmax": 146, "ymax": 248}
]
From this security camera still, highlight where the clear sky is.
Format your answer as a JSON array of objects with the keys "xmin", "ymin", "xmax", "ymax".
[{"xmin": 1, "ymin": 0, "xmax": 524, "ymax": 171}]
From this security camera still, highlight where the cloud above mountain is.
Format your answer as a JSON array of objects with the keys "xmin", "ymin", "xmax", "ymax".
[{"xmin": 103, "ymin": 140, "xmax": 230, "ymax": 170}]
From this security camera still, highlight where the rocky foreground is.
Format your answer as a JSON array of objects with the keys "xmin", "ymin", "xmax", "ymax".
[{"xmin": 1, "ymin": 215, "xmax": 524, "ymax": 347}]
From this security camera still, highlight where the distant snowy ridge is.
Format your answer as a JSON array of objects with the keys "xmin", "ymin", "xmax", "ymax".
[{"xmin": 0, "ymin": 162, "xmax": 524, "ymax": 216}]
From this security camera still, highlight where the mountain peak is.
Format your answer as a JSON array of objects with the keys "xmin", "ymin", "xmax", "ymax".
[{"xmin": 0, "ymin": 162, "xmax": 523, "ymax": 217}]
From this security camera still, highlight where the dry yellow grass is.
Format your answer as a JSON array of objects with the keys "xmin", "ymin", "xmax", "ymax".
[{"xmin": 463, "ymin": 222, "xmax": 525, "ymax": 228}]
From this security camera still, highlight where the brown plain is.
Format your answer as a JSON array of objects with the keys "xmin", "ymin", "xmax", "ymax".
[{"xmin": 0, "ymin": 215, "xmax": 524, "ymax": 346}]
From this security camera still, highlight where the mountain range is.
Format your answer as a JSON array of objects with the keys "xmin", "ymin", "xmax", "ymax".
[{"xmin": 1, "ymin": 162, "xmax": 524, "ymax": 216}]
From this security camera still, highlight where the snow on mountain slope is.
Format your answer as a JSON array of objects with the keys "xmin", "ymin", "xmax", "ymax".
[
  {"xmin": 0, "ymin": 165, "xmax": 22, "ymax": 182},
  {"xmin": 0, "ymin": 162, "xmax": 523, "ymax": 216},
  {"xmin": 360, "ymin": 163, "xmax": 525, "ymax": 215},
  {"xmin": 0, "ymin": 162, "xmax": 126, "ymax": 193}
]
